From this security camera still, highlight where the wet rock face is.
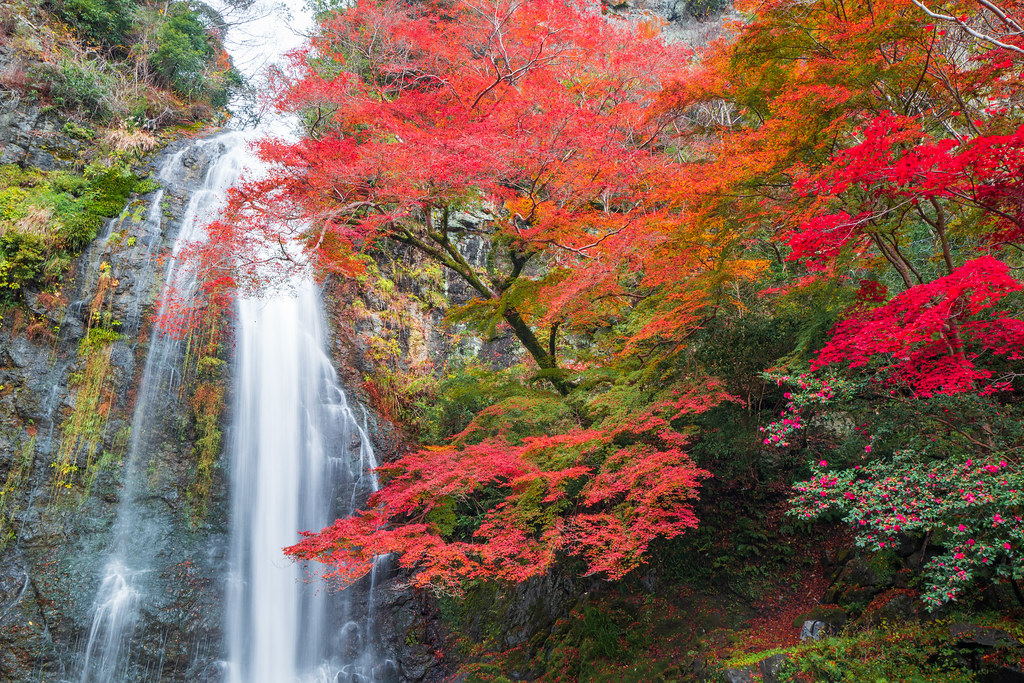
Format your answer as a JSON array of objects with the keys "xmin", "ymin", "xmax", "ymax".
[
  {"xmin": 0, "ymin": 137, "xmax": 230, "ymax": 681},
  {"xmin": 0, "ymin": 49, "xmax": 90, "ymax": 173},
  {"xmin": 375, "ymin": 580, "xmax": 446, "ymax": 682}
]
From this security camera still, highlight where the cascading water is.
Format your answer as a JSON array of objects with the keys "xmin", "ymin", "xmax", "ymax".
[
  {"xmin": 77, "ymin": 135, "xmax": 248, "ymax": 683},
  {"xmin": 77, "ymin": 2, "xmax": 396, "ymax": 679},
  {"xmin": 216, "ymin": 4, "xmax": 393, "ymax": 677},
  {"xmin": 225, "ymin": 280, "xmax": 389, "ymax": 683}
]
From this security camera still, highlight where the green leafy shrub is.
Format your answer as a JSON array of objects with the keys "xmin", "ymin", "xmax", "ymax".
[
  {"xmin": 62, "ymin": 120, "xmax": 97, "ymax": 140},
  {"xmin": 45, "ymin": 60, "xmax": 113, "ymax": 120},
  {"xmin": 0, "ymin": 163, "xmax": 140, "ymax": 301},
  {"xmin": 776, "ymin": 624, "xmax": 974, "ymax": 682},
  {"xmin": 0, "ymin": 231, "xmax": 46, "ymax": 296},
  {"xmin": 53, "ymin": 164, "xmax": 138, "ymax": 249},
  {"xmin": 146, "ymin": 2, "xmax": 242, "ymax": 107},
  {"xmin": 54, "ymin": 0, "xmax": 138, "ymax": 51},
  {"xmin": 150, "ymin": 4, "xmax": 214, "ymax": 98},
  {"xmin": 793, "ymin": 451, "xmax": 1024, "ymax": 608},
  {"xmin": 769, "ymin": 371, "xmax": 1024, "ymax": 608},
  {"xmin": 0, "ymin": 187, "xmax": 31, "ymax": 223}
]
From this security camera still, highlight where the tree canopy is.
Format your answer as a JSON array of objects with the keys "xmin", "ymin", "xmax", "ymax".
[{"xmin": 194, "ymin": 0, "xmax": 1024, "ymax": 602}]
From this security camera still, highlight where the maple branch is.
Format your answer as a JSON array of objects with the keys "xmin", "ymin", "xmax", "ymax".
[
  {"xmin": 925, "ymin": 197, "xmax": 955, "ymax": 275},
  {"xmin": 976, "ymin": 0, "xmax": 1023, "ymax": 33},
  {"xmin": 543, "ymin": 225, "xmax": 629, "ymax": 258},
  {"xmin": 389, "ymin": 219, "xmax": 570, "ymax": 394},
  {"xmin": 870, "ymin": 233, "xmax": 917, "ymax": 289},
  {"xmin": 428, "ymin": 228, "xmax": 499, "ymax": 298},
  {"xmin": 469, "ymin": 32, "xmax": 555, "ymax": 110},
  {"xmin": 390, "ymin": 227, "xmax": 473, "ymax": 289},
  {"xmin": 904, "ymin": 27, "xmax": 936, "ymax": 113},
  {"xmin": 928, "ymin": 414, "xmax": 998, "ymax": 453},
  {"xmin": 910, "ymin": 0, "xmax": 1024, "ymax": 55}
]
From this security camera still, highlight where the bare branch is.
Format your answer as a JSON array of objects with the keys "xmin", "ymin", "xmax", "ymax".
[{"xmin": 910, "ymin": 0, "xmax": 1024, "ymax": 55}]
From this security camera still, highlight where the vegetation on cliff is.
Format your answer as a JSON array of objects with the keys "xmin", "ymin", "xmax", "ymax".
[{"xmin": 2, "ymin": 0, "xmax": 241, "ymax": 124}]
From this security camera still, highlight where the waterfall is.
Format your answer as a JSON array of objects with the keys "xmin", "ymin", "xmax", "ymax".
[
  {"xmin": 75, "ymin": 108, "xmax": 392, "ymax": 683},
  {"xmin": 78, "ymin": 135, "xmax": 247, "ymax": 683},
  {"xmin": 225, "ymin": 280, "xmax": 386, "ymax": 682},
  {"xmin": 76, "ymin": 1, "xmax": 395, "ymax": 678},
  {"xmin": 216, "ymin": 4, "xmax": 392, "ymax": 675}
]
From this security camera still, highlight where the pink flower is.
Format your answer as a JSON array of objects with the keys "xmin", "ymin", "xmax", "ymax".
[
  {"xmin": 865, "ymin": 444, "xmax": 872, "ymax": 453},
  {"xmin": 818, "ymin": 460, "xmax": 828, "ymax": 467},
  {"xmin": 967, "ymin": 539, "xmax": 976, "ymax": 546},
  {"xmin": 1004, "ymin": 543, "xmax": 1012, "ymax": 551}
]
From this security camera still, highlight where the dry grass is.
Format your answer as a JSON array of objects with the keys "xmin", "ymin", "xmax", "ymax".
[
  {"xmin": 25, "ymin": 317, "xmax": 55, "ymax": 342},
  {"xmin": 0, "ymin": 5, "xmax": 17, "ymax": 42},
  {"xmin": 0, "ymin": 64, "xmax": 30, "ymax": 90},
  {"xmin": 16, "ymin": 204, "xmax": 54, "ymax": 237},
  {"xmin": 102, "ymin": 126, "xmax": 158, "ymax": 155}
]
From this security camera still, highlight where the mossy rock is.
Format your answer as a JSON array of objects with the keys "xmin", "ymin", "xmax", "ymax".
[{"xmin": 858, "ymin": 589, "xmax": 925, "ymax": 627}]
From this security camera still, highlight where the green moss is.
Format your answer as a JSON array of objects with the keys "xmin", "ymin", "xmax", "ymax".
[
  {"xmin": 0, "ymin": 162, "xmax": 141, "ymax": 301},
  {"xmin": 180, "ymin": 295, "xmax": 230, "ymax": 524},
  {"xmin": 62, "ymin": 120, "xmax": 96, "ymax": 141},
  {"xmin": 0, "ymin": 436, "xmax": 36, "ymax": 548},
  {"xmin": 724, "ymin": 646, "xmax": 794, "ymax": 668},
  {"xmin": 767, "ymin": 623, "xmax": 980, "ymax": 682},
  {"xmin": 53, "ymin": 326, "xmax": 123, "ymax": 499}
]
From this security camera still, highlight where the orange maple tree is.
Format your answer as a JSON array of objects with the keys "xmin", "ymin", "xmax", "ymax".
[{"xmin": 656, "ymin": 0, "xmax": 1024, "ymax": 394}]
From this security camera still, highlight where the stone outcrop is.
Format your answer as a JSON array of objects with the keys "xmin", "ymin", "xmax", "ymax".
[{"xmin": 0, "ymin": 135, "xmax": 231, "ymax": 681}]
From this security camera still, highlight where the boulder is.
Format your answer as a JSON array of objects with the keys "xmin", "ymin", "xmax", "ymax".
[
  {"xmin": 722, "ymin": 665, "xmax": 759, "ymax": 682},
  {"xmin": 950, "ymin": 623, "xmax": 1023, "ymax": 650},
  {"xmin": 801, "ymin": 619, "xmax": 834, "ymax": 641},
  {"xmin": 759, "ymin": 653, "xmax": 790, "ymax": 682}
]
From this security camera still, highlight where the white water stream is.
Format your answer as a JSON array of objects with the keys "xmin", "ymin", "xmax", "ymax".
[
  {"xmin": 76, "ymin": 1, "xmax": 394, "ymax": 678},
  {"xmin": 226, "ymin": 280, "xmax": 386, "ymax": 683},
  {"xmin": 78, "ymin": 136, "xmax": 248, "ymax": 683}
]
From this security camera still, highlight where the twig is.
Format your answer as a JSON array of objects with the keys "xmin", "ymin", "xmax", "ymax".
[{"xmin": 910, "ymin": 0, "xmax": 1024, "ymax": 55}]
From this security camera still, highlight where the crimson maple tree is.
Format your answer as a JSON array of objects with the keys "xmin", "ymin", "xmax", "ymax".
[
  {"xmin": 673, "ymin": 0, "xmax": 1024, "ymax": 608},
  {"xmin": 214, "ymin": 0, "xmax": 750, "ymax": 590}
]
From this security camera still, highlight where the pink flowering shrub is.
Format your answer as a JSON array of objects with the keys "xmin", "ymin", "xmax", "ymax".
[
  {"xmin": 759, "ymin": 371, "xmax": 857, "ymax": 447},
  {"xmin": 791, "ymin": 451, "xmax": 1024, "ymax": 608}
]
